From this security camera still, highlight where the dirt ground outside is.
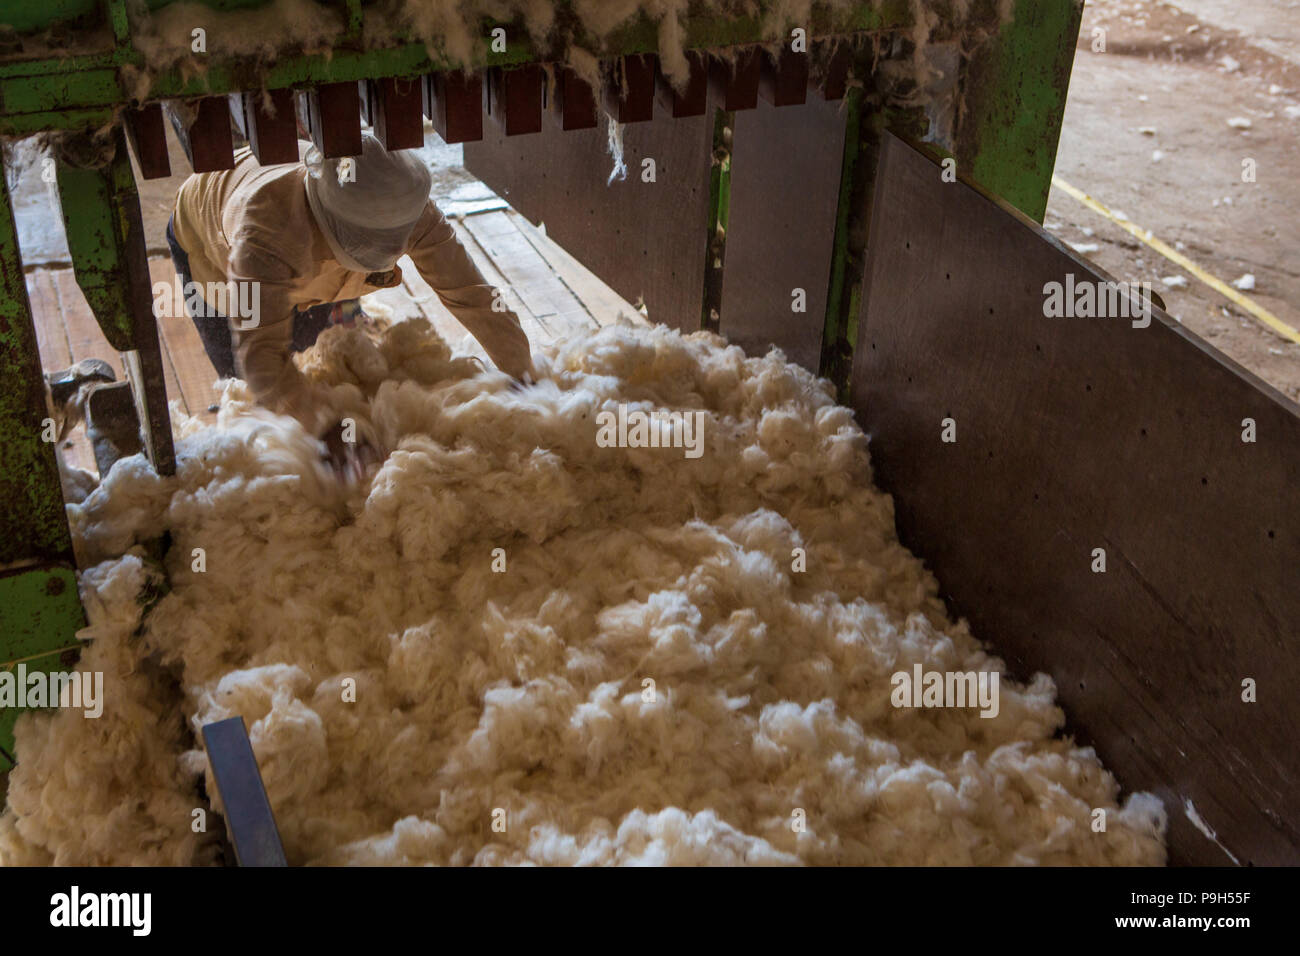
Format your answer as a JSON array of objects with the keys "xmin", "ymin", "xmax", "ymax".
[{"xmin": 1047, "ymin": 0, "xmax": 1300, "ymax": 402}]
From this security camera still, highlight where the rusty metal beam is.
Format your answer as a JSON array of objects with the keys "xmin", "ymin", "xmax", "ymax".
[
  {"xmin": 124, "ymin": 103, "xmax": 170, "ymax": 179},
  {"xmin": 485, "ymin": 64, "xmax": 543, "ymax": 137},
  {"xmin": 709, "ymin": 48, "xmax": 762, "ymax": 111},
  {"xmin": 362, "ymin": 76, "xmax": 425, "ymax": 152},
  {"xmin": 604, "ymin": 54, "xmax": 656, "ymax": 124},
  {"xmin": 550, "ymin": 66, "xmax": 598, "ymax": 131},
  {"xmin": 655, "ymin": 51, "xmax": 709, "ymax": 118},
  {"xmin": 231, "ymin": 89, "xmax": 299, "ymax": 166},
  {"xmin": 188, "ymin": 96, "xmax": 236, "ymax": 173},
  {"xmin": 301, "ymin": 82, "xmax": 363, "ymax": 158}
]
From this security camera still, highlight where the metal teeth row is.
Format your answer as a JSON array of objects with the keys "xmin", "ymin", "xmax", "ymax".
[{"xmin": 125, "ymin": 43, "xmax": 853, "ymax": 179}]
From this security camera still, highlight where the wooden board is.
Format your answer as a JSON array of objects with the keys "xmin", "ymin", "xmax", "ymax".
[
  {"xmin": 149, "ymin": 318, "xmax": 188, "ymax": 420},
  {"xmin": 24, "ymin": 269, "xmax": 99, "ymax": 473},
  {"xmin": 26, "ymin": 269, "xmax": 72, "ymax": 372},
  {"xmin": 461, "ymin": 210, "xmax": 592, "ymax": 331},
  {"xmin": 464, "ymin": 105, "xmax": 713, "ymax": 332},
  {"xmin": 852, "ymin": 133, "xmax": 1300, "ymax": 866},
  {"xmin": 451, "ymin": 219, "xmax": 553, "ymax": 343},
  {"xmin": 50, "ymin": 269, "xmax": 122, "ymax": 376},
  {"xmin": 720, "ymin": 96, "xmax": 846, "ymax": 372},
  {"xmin": 506, "ymin": 211, "xmax": 642, "ymax": 329},
  {"xmin": 149, "ymin": 257, "xmax": 216, "ymax": 417}
]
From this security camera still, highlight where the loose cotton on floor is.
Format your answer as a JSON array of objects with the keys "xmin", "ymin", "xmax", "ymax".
[{"xmin": 0, "ymin": 319, "xmax": 1167, "ymax": 865}]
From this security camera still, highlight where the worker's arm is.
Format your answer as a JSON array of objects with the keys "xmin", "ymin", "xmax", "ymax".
[
  {"xmin": 405, "ymin": 204, "xmax": 534, "ymax": 380},
  {"xmin": 227, "ymin": 227, "xmax": 322, "ymax": 428}
]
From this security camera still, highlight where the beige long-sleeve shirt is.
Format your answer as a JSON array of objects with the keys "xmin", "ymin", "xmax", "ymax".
[{"xmin": 172, "ymin": 144, "xmax": 532, "ymax": 424}]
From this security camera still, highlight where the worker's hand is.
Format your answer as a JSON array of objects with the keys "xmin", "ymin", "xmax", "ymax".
[
  {"xmin": 320, "ymin": 419, "xmax": 380, "ymax": 484},
  {"xmin": 507, "ymin": 363, "xmax": 538, "ymax": 393}
]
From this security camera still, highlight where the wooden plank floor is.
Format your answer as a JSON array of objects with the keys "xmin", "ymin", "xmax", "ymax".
[{"xmin": 24, "ymin": 208, "xmax": 645, "ymax": 478}]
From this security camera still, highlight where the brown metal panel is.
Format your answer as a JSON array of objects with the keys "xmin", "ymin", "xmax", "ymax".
[
  {"xmin": 708, "ymin": 47, "xmax": 762, "ymax": 111},
  {"xmin": 604, "ymin": 54, "xmax": 656, "ymax": 124},
  {"xmin": 188, "ymin": 96, "xmax": 234, "ymax": 173},
  {"xmin": 485, "ymin": 65, "xmax": 543, "ymax": 137},
  {"xmin": 423, "ymin": 71, "xmax": 484, "ymax": 144},
  {"xmin": 363, "ymin": 76, "xmax": 425, "ymax": 151},
  {"xmin": 759, "ymin": 47, "xmax": 809, "ymax": 107},
  {"xmin": 124, "ymin": 103, "xmax": 170, "ymax": 179},
  {"xmin": 719, "ymin": 97, "xmax": 846, "ymax": 372},
  {"xmin": 464, "ymin": 106, "xmax": 714, "ymax": 331},
  {"xmin": 851, "ymin": 133, "xmax": 1300, "ymax": 866},
  {"xmin": 302, "ymin": 82, "xmax": 363, "ymax": 158},
  {"xmin": 551, "ymin": 66, "xmax": 598, "ymax": 131},
  {"xmin": 358, "ymin": 79, "xmax": 373, "ymax": 126},
  {"xmin": 817, "ymin": 40, "xmax": 852, "ymax": 101},
  {"xmin": 231, "ymin": 90, "xmax": 298, "ymax": 166},
  {"xmin": 655, "ymin": 51, "xmax": 708, "ymax": 118}
]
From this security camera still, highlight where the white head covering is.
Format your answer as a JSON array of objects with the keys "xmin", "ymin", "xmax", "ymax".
[{"xmin": 304, "ymin": 132, "xmax": 432, "ymax": 272}]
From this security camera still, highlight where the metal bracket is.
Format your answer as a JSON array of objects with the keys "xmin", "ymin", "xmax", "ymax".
[{"xmin": 202, "ymin": 717, "xmax": 288, "ymax": 867}]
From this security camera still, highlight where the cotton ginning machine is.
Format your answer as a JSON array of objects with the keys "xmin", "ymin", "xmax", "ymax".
[{"xmin": 0, "ymin": 0, "xmax": 1296, "ymax": 867}]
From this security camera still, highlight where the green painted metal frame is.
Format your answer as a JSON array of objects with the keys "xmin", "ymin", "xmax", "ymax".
[
  {"xmin": 820, "ymin": 0, "xmax": 1083, "ymax": 403},
  {"xmin": 55, "ymin": 128, "xmax": 179, "ymax": 475},
  {"xmin": 0, "ymin": 0, "xmax": 1081, "ymax": 778},
  {"xmin": 56, "ymin": 151, "xmax": 146, "ymax": 352},
  {"xmin": 0, "ymin": 164, "xmax": 70, "ymax": 567},
  {"xmin": 0, "ymin": 1, "xmax": 914, "ymax": 134},
  {"xmin": 701, "ymin": 107, "xmax": 733, "ymax": 334},
  {"xmin": 955, "ymin": 0, "xmax": 1085, "ymax": 223},
  {"xmin": 0, "ymin": 568, "xmax": 85, "ymax": 771},
  {"xmin": 0, "ymin": 169, "xmax": 86, "ymax": 772}
]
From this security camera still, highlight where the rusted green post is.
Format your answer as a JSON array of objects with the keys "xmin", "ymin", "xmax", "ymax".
[
  {"xmin": 56, "ymin": 126, "xmax": 177, "ymax": 475},
  {"xmin": 954, "ymin": 0, "xmax": 1085, "ymax": 223},
  {"xmin": 0, "ymin": 152, "xmax": 87, "ymax": 772}
]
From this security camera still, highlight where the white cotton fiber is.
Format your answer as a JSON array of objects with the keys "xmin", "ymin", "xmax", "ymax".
[
  {"xmin": 124, "ymin": 1, "xmax": 1009, "ymax": 96},
  {"xmin": 0, "ymin": 318, "xmax": 1166, "ymax": 866}
]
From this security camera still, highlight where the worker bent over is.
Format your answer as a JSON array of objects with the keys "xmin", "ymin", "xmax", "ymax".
[{"xmin": 167, "ymin": 132, "xmax": 533, "ymax": 459}]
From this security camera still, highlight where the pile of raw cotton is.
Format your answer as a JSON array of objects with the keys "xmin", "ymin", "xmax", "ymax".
[{"xmin": 0, "ymin": 318, "xmax": 1166, "ymax": 865}]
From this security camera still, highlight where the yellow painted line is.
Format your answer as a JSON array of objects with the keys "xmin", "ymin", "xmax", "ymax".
[
  {"xmin": 1051, "ymin": 175, "xmax": 1300, "ymax": 345},
  {"xmin": 2, "ymin": 645, "xmax": 82, "ymax": 671}
]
